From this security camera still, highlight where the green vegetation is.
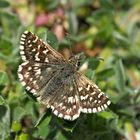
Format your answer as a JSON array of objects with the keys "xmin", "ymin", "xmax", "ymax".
[{"xmin": 0, "ymin": 0, "xmax": 140, "ymax": 139}]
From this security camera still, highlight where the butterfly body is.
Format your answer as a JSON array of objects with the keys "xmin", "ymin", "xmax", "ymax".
[
  {"xmin": 18, "ymin": 31, "xmax": 111, "ymax": 121},
  {"xmin": 44, "ymin": 65, "xmax": 76, "ymax": 94}
]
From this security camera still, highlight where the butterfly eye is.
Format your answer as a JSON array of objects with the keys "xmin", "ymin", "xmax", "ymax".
[{"xmin": 77, "ymin": 61, "xmax": 80, "ymax": 67}]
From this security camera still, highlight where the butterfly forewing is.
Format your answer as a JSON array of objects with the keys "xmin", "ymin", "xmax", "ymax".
[
  {"xmin": 20, "ymin": 31, "xmax": 65, "ymax": 62},
  {"xmin": 18, "ymin": 31, "xmax": 111, "ymax": 121},
  {"xmin": 18, "ymin": 31, "xmax": 66, "ymax": 95}
]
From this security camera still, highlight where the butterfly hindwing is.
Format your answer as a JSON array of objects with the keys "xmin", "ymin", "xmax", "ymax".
[
  {"xmin": 49, "ymin": 80, "xmax": 80, "ymax": 120},
  {"xmin": 18, "ymin": 61, "xmax": 61, "ymax": 96},
  {"xmin": 77, "ymin": 75, "xmax": 111, "ymax": 113}
]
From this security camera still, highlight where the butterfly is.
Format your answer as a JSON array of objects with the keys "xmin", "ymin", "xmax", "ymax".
[{"xmin": 18, "ymin": 31, "xmax": 111, "ymax": 121}]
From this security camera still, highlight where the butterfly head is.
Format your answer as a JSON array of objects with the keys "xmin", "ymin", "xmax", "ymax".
[{"xmin": 69, "ymin": 53, "xmax": 84, "ymax": 70}]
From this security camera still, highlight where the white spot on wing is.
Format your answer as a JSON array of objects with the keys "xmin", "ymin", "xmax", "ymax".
[
  {"xmin": 21, "ymin": 38, "xmax": 25, "ymax": 41},
  {"xmin": 93, "ymin": 108, "xmax": 97, "ymax": 113},
  {"xmin": 68, "ymin": 96, "xmax": 74, "ymax": 103},
  {"xmin": 24, "ymin": 31, "xmax": 29, "ymax": 34},
  {"xmin": 20, "ymin": 51, "xmax": 25, "ymax": 54},
  {"xmin": 20, "ymin": 45, "xmax": 24, "ymax": 50},
  {"xmin": 18, "ymin": 65, "xmax": 22, "ymax": 72},
  {"xmin": 82, "ymin": 108, "xmax": 87, "ymax": 113},
  {"xmin": 73, "ymin": 105, "xmax": 76, "ymax": 109},
  {"xmin": 107, "ymin": 100, "xmax": 111, "ymax": 105},
  {"xmin": 101, "ymin": 105, "xmax": 104, "ymax": 110},
  {"xmin": 33, "ymin": 36, "xmax": 38, "ymax": 43},
  {"xmin": 53, "ymin": 110, "xmax": 58, "ymax": 116},
  {"xmin": 72, "ymin": 113, "xmax": 79, "ymax": 120},
  {"xmin": 94, "ymin": 100, "xmax": 97, "ymax": 104},
  {"xmin": 34, "ymin": 63, "xmax": 40, "ymax": 67},
  {"xmin": 58, "ymin": 113, "xmax": 63, "ymax": 118},
  {"xmin": 88, "ymin": 108, "xmax": 92, "ymax": 113},
  {"xmin": 18, "ymin": 73, "xmax": 23, "ymax": 80},
  {"xmin": 66, "ymin": 108, "xmax": 72, "ymax": 114},
  {"xmin": 29, "ymin": 44, "xmax": 32, "ymax": 47},
  {"xmin": 20, "ymin": 41, "xmax": 25, "ymax": 45},
  {"xmin": 21, "ymin": 34, "xmax": 26, "ymax": 38},
  {"xmin": 78, "ymin": 87, "xmax": 83, "ymax": 91},
  {"xmin": 21, "ymin": 55, "xmax": 26, "ymax": 61},
  {"xmin": 28, "ymin": 67, "xmax": 32, "ymax": 70},
  {"xmin": 98, "ymin": 92, "xmax": 103, "ymax": 98},
  {"xmin": 21, "ymin": 81, "xmax": 26, "ymax": 86},
  {"xmin": 22, "ymin": 61, "xmax": 29, "ymax": 66},
  {"xmin": 35, "ymin": 69, "xmax": 41, "ymax": 75},
  {"xmin": 86, "ymin": 85, "xmax": 90, "ymax": 91},
  {"xmin": 43, "ymin": 50, "xmax": 49, "ymax": 54},
  {"xmin": 80, "ymin": 94, "xmax": 89, "ymax": 100},
  {"xmin": 26, "ymin": 86, "xmax": 31, "ymax": 90},
  {"xmin": 32, "ymin": 48, "xmax": 36, "ymax": 52},
  {"xmin": 62, "ymin": 106, "xmax": 66, "ymax": 110},
  {"xmin": 91, "ymin": 92, "xmax": 96, "ymax": 95},
  {"xmin": 98, "ymin": 107, "xmax": 101, "ymax": 112},
  {"xmin": 89, "ymin": 97, "xmax": 92, "ymax": 101},
  {"xmin": 45, "ymin": 58, "xmax": 49, "ymax": 62},
  {"xmin": 31, "ymin": 89, "xmax": 36, "ymax": 93},
  {"xmin": 64, "ymin": 115, "xmax": 71, "ymax": 120},
  {"xmin": 51, "ymin": 106, "xmax": 54, "ymax": 110}
]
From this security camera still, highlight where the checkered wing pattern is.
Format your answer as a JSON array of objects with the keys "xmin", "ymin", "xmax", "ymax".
[
  {"xmin": 19, "ymin": 31, "xmax": 65, "ymax": 62},
  {"xmin": 18, "ymin": 31, "xmax": 111, "ymax": 121},
  {"xmin": 77, "ymin": 75, "xmax": 111, "ymax": 113},
  {"xmin": 18, "ymin": 31, "xmax": 65, "ymax": 96},
  {"xmin": 49, "ymin": 80, "xmax": 80, "ymax": 120}
]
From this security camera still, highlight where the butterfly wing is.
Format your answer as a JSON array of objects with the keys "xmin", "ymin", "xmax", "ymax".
[
  {"xmin": 40, "ymin": 79, "xmax": 81, "ymax": 121},
  {"xmin": 18, "ymin": 31, "xmax": 111, "ymax": 121},
  {"xmin": 77, "ymin": 74, "xmax": 111, "ymax": 113},
  {"xmin": 18, "ymin": 31, "xmax": 66, "ymax": 96},
  {"xmin": 19, "ymin": 31, "xmax": 65, "ymax": 62}
]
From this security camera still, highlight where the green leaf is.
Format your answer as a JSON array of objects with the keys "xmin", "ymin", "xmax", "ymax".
[
  {"xmin": 13, "ymin": 106, "xmax": 25, "ymax": 121},
  {"xmin": 56, "ymin": 131, "xmax": 67, "ymax": 140},
  {"xmin": 0, "ymin": 95, "xmax": 5, "ymax": 105},
  {"xmin": 19, "ymin": 133, "xmax": 29, "ymax": 140},
  {"xmin": 115, "ymin": 59, "xmax": 125, "ymax": 93},
  {"xmin": 85, "ymin": 69, "xmax": 95, "ymax": 81},
  {"xmin": 47, "ymin": 0, "xmax": 59, "ymax": 10},
  {"xmin": 118, "ymin": 107, "xmax": 136, "ymax": 117},
  {"xmin": 11, "ymin": 121, "xmax": 22, "ymax": 133},
  {"xmin": 0, "ymin": 38, "xmax": 12, "ymax": 55},
  {"xmin": 35, "ymin": 109, "xmax": 51, "ymax": 127},
  {"xmin": 96, "ymin": 68, "xmax": 115, "ymax": 81},
  {"xmin": 46, "ymin": 31, "xmax": 59, "ymax": 50},
  {"xmin": 57, "ymin": 119, "xmax": 77, "ymax": 132},
  {"xmin": 68, "ymin": 10, "xmax": 78, "ymax": 35},
  {"xmin": 0, "ymin": 104, "xmax": 10, "ymax": 139},
  {"xmin": 88, "ymin": 58, "xmax": 100, "ymax": 70},
  {"xmin": 37, "ymin": 110, "xmax": 52, "ymax": 138},
  {"xmin": 0, "ymin": 71, "xmax": 9, "ymax": 85},
  {"xmin": 0, "ymin": 0, "xmax": 10, "ymax": 8},
  {"xmin": 98, "ymin": 111, "xmax": 118, "ymax": 120}
]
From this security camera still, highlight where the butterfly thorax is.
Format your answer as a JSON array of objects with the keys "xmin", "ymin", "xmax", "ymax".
[
  {"xmin": 68, "ymin": 55, "xmax": 81, "ymax": 71},
  {"xmin": 45, "ymin": 62, "xmax": 76, "ymax": 95}
]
